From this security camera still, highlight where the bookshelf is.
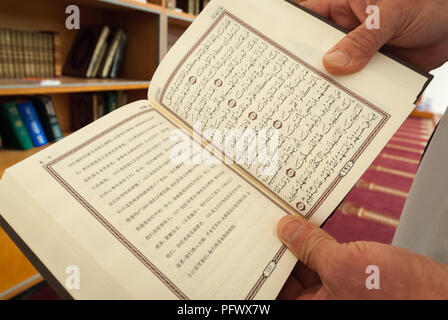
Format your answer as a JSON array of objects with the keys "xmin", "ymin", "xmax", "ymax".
[{"xmin": 0, "ymin": 0, "xmax": 198, "ymax": 299}]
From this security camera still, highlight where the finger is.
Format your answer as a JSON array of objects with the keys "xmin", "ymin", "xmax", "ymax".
[
  {"xmin": 298, "ymin": 0, "xmax": 331, "ymax": 19},
  {"xmin": 296, "ymin": 284, "xmax": 326, "ymax": 300},
  {"xmin": 323, "ymin": 3, "xmax": 397, "ymax": 75},
  {"xmin": 277, "ymin": 275, "xmax": 305, "ymax": 300},
  {"xmin": 300, "ymin": 0, "xmax": 360, "ymax": 30},
  {"xmin": 384, "ymin": 44, "xmax": 448, "ymax": 72},
  {"xmin": 277, "ymin": 215, "xmax": 339, "ymax": 273},
  {"xmin": 292, "ymin": 261, "xmax": 321, "ymax": 288}
]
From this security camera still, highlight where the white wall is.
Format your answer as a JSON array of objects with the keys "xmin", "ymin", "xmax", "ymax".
[{"xmin": 420, "ymin": 62, "xmax": 448, "ymax": 115}]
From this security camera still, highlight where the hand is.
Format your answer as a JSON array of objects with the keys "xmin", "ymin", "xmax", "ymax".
[
  {"xmin": 296, "ymin": 0, "xmax": 448, "ymax": 74},
  {"xmin": 276, "ymin": 215, "xmax": 448, "ymax": 299}
]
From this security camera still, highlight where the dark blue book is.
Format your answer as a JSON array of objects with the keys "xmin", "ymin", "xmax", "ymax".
[
  {"xmin": 17, "ymin": 100, "xmax": 48, "ymax": 147},
  {"xmin": 31, "ymin": 96, "xmax": 63, "ymax": 142}
]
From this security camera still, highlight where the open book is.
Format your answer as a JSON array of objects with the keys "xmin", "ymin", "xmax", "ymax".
[{"xmin": 0, "ymin": 0, "xmax": 431, "ymax": 299}]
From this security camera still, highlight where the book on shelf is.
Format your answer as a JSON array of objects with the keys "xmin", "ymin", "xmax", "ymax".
[
  {"xmin": 70, "ymin": 93, "xmax": 95, "ymax": 131},
  {"xmin": 31, "ymin": 96, "xmax": 64, "ymax": 142},
  {"xmin": 63, "ymin": 27, "xmax": 127, "ymax": 79},
  {"xmin": 105, "ymin": 91, "xmax": 119, "ymax": 114},
  {"xmin": 101, "ymin": 29, "xmax": 125, "ymax": 78},
  {"xmin": 17, "ymin": 100, "xmax": 48, "ymax": 147},
  {"xmin": 70, "ymin": 91, "xmax": 124, "ymax": 131},
  {"xmin": 0, "ymin": 29, "xmax": 57, "ymax": 79},
  {"xmin": 109, "ymin": 32, "xmax": 127, "ymax": 79},
  {"xmin": 117, "ymin": 90, "xmax": 127, "ymax": 107},
  {"xmin": 177, "ymin": 0, "xmax": 208, "ymax": 15},
  {"xmin": 0, "ymin": 101, "xmax": 34, "ymax": 150},
  {"xmin": 0, "ymin": 0, "xmax": 432, "ymax": 299},
  {"xmin": 92, "ymin": 93, "xmax": 105, "ymax": 120}
]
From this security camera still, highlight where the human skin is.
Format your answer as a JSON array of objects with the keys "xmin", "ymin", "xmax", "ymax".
[
  {"xmin": 277, "ymin": 215, "xmax": 448, "ymax": 299},
  {"xmin": 277, "ymin": 0, "xmax": 448, "ymax": 299},
  {"xmin": 295, "ymin": 0, "xmax": 448, "ymax": 74}
]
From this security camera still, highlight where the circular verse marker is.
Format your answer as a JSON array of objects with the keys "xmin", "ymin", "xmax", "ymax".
[
  {"xmin": 189, "ymin": 76, "xmax": 197, "ymax": 85},
  {"xmin": 273, "ymin": 120, "xmax": 283, "ymax": 129},
  {"xmin": 248, "ymin": 112, "xmax": 257, "ymax": 120}
]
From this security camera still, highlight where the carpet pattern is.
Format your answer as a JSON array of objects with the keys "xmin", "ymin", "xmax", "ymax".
[{"xmin": 323, "ymin": 116, "xmax": 435, "ymax": 244}]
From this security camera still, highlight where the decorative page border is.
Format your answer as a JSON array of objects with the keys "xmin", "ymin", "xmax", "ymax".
[
  {"xmin": 159, "ymin": 10, "xmax": 390, "ymax": 220},
  {"xmin": 44, "ymin": 107, "xmax": 287, "ymax": 300}
]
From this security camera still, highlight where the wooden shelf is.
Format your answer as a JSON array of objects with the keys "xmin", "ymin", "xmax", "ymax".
[
  {"xmin": 55, "ymin": 0, "xmax": 164, "ymax": 14},
  {"xmin": 0, "ymin": 77, "xmax": 150, "ymax": 96},
  {"xmin": 165, "ymin": 8, "xmax": 196, "ymax": 22}
]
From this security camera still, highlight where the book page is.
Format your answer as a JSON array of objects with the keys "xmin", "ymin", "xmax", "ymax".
[
  {"xmin": 0, "ymin": 100, "xmax": 296, "ymax": 299},
  {"xmin": 148, "ymin": 0, "xmax": 430, "ymax": 225}
]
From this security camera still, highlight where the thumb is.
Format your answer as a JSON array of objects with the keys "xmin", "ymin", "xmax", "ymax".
[
  {"xmin": 277, "ymin": 215, "xmax": 339, "ymax": 273},
  {"xmin": 323, "ymin": 6, "xmax": 396, "ymax": 75}
]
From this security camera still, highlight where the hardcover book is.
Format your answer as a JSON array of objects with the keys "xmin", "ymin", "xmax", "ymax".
[
  {"xmin": 70, "ymin": 93, "xmax": 94, "ymax": 131},
  {"xmin": 32, "ymin": 96, "xmax": 63, "ymax": 142},
  {"xmin": 0, "ymin": 101, "xmax": 33, "ymax": 150},
  {"xmin": 0, "ymin": 0, "xmax": 432, "ymax": 299},
  {"xmin": 109, "ymin": 33, "xmax": 127, "ymax": 79},
  {"xmin": 17, "ymin": 100, "xmax": 48, "ymax": 147},
  {"xmin": 63, "ymin": 26, "xmax": 110, "ymax": 78}
]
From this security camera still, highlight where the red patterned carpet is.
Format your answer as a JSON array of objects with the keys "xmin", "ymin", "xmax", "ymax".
[
  {"xmin": 16, "ymin": 116, "xmax": 437, "ymax": 299},
  {"xmin": 324, "ymin": 116, "xmax": 436, "ymax": 244}
]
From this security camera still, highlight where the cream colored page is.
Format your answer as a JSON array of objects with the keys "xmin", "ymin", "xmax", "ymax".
[
  {"xmin": 148, "ymin": 0, "xmax": 429, "ymax": 225},
  {"xmin": 0, "ymin": 100, "xmax": 295, "ymax": 299}
]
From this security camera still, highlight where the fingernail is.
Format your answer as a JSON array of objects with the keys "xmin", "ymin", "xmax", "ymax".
[
  {"xmin": 324, "ymin": 50, "xmax": 350, "ymax": 67},
  {"xmin": 280, "ymin": 218, "xmax": 302, "ymax": 243}
]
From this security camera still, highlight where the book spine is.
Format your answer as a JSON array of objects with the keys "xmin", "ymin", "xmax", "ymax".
[
  {"xmin": 0, "ymin": 30, "xmax": 5, "ymax": 79},
  {"xmin": 0, "ymin": 101, "xmax": 33, "ymax": 150},
  {"xmin": 97, "ymin": 94, "xmax": 105, "ymax": 118},
  {"xmin": 70, "ymin": 94, "xmax": 94, "ymax": 131},
  {"xmin": 92, "ymin": 40, "xmax": 108, "ymax": 78},
  {"xmin": 45, "ymin": 32, "xmax": 55, "ymax": 77},
  {"xmin": 109, "ymin": 33, "xmax": 127, "ymax": 78},
  {"xmin": 102, "ymin": 29, "xmax": 124, "ymax": 78},
  {"xmin": 33, "ymin": 32, "xmax": 43, "ymax": 78},
  {"xmin": 105, "ymin": 91, "xmax": 118, "ymax": 113},
  {"xmin": 28, "ymin": 31, "xmax": 37, "ymax": 78},
  {"xmin": 4, "ymin": 30, "xmax": 14, "ymax": 78},
  {"xmin": 117, "ymin": 91, "xmax": 127, "ymax": 107},
  {"xmin": 16, "ymin": 30, "xmax": 26, "ymax": 78},
  {"xmin": 188, "ymin": 0, "xmax": 195, "ymax": 15},
  {"xmin": 10, "ymin": 30, "xmax": 19, "ymax": 78},
  {"xmin": 23, "ymin": 31, "xmax": 33, "ymax": 77},
  {"xmin": 53, "ymin": 32, "xmax": 62, "ymax": 77},
  {"xmin": 86, "ymin": 26, "xmax": 111, "ymax": 78},
  {"xmin": 40, "ymin": 32, "xmax": 49, "ymax": 77},
  {"xmin": 17, "ymin": 101, "xmax": 48, "ymax": 147},
  {"xmin": 38, "ymin": 32, "xmax": 51, "ymax": 77},
  {"xmin": 29, "ymin": 31, "xmax": 39, "ymax": 78},
  {"xmin": 195, "ymin": 0, "xmax": 200, "ymax": 15},
  {"xmin": 33, "ymin": 96, "xmax": 63, "ymax": 142}
]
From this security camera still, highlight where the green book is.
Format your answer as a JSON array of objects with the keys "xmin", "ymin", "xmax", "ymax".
[
  {"xmin": 0, "ymin": 101, "xmax": 34, "ymax": 150},
  {"xmin": 105, "ymin": 91, "xmax": 118, "ymax": 114}
]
